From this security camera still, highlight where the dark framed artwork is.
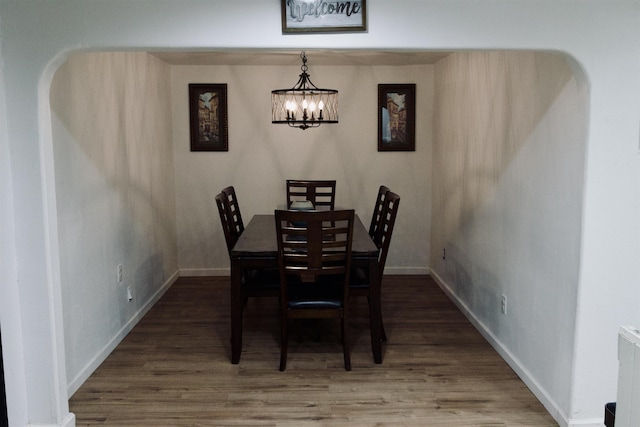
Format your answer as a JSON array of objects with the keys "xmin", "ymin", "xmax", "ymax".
[
  {"xmin": 281, "ymin": 0, "xmax": 366, "ymax": 33},
  {"xmin": 189, "ymin": 83, "xmax": 228, "ymax": 152},
  {"xmin": 378, "ymin": 84, "xmax": 416, "ymax": 152}
]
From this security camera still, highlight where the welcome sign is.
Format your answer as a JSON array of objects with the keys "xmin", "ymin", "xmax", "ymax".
[{"xmin": 281, "ymin": 0, "xmax": 367, "ymax": 33}]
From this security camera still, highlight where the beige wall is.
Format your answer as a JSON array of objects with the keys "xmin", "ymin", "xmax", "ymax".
[
  {"xmin": 430, "ymin": 51, "xmax": 588, "ymax": 415},
  {"xmin": 171, "ymin": 63, "xmax": 433, "ymax": 275},
  {"xmin": 50, "ymin": 52, "xmax": 179, "ymax": 393}
]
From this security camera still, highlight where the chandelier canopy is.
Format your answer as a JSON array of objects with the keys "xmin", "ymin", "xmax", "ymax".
[{"xmin": 272, "ymin": 52, "xmax": 338, "ymax": 130}]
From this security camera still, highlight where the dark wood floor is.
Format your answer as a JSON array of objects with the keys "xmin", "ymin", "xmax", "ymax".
[{"xmin": 69, "ymin": 275, "xmax": 557, "ymax": 426}]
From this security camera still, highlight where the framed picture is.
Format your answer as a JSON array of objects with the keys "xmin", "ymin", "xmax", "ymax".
[
  {"xmin": 189, "ymin": 83, "xmax": 228, "ymax": 152},
  {"xmin": 281, "ymin": 0, "xmax": 367, "ymax": 33},
  {"xmin": 378, "ymin": 84, "xmax": 416, "ymax": 152}
]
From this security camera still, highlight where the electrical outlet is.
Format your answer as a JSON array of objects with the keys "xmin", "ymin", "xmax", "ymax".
[
  {"xmin": 501, "ymin": 294, "xmax": 507, "ymax": 315},
  {"xmin": 127, "ymin": 286, "xmax": 133, "ymax": 302},
  {"xmin": 117, "ymin": 264, "xmax": 123, "ymax": 282}
]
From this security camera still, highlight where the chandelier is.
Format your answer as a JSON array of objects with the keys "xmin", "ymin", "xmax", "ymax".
[{"xmin": 272, "ymin": 52, "xmax": 338, "ymax": 130}]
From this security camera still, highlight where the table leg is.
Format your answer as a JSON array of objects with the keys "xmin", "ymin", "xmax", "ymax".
[
  {"xmin": 230, "ymin": 260, "xmax": 243, "ymax": 364},
  {"xmin": 369, "ymin": 257, "xmax": 383, "ymax": 364}
]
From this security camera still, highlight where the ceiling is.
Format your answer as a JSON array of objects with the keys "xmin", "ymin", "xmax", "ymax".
[{"xmin": 150, "ymin": 49, "xmax": 452, "ymax": 66}]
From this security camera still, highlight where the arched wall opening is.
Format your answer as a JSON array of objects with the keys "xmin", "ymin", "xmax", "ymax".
[{"xmin": 46, "ymin": 48, "xmax": 589, "ymax": 424}]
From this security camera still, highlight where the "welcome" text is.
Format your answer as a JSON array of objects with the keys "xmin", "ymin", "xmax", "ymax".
[{"xmin": 286, "ymin": 0, "xmax": 362, "ymax": 23}]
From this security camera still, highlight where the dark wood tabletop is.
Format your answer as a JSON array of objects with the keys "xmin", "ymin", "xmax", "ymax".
[{"xmin": 232, "ymin": 214, "xmax": 379, "ymax": 257}]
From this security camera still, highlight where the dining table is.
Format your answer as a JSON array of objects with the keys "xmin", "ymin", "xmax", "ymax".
[{"xmin": 229, "ymin": 213, "xmax": 383, "ymax": 364}]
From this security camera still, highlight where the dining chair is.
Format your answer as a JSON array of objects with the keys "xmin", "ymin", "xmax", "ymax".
[
  {"xmin": 368, "ymin": 185, "xmax": 391, "ymax": 244},
  {"xmin": 350, "ymin": 190, "xmax": 400, "ymax": 342},
  {"xmin": 275, "ymin": 209, "xmax": 355, "ymax": 371},
  {"xmin": 215, "ymin": 189, "xmax": 279, "ymax": 303},
  {"xmin": 286, "ymin": 180, "xmax": 336, "ymax": 210}
]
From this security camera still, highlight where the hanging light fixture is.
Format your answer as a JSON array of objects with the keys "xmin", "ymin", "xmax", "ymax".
[{"xmin": 272, "ymin": 51, "xmax": 338, "ymax": 130}]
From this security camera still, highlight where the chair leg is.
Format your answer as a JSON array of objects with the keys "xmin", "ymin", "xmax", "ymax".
[
  {"xmin": 381, "ymin": 318, "xmax": 387, "ymax": 342},
  {"xmin": 368, "ymin": 296, "xmax": 387, "ymax": 342},
  {"xmin": 342, "ymin": 317, "xmax": 351, "ymax": 371},
  {"xmin": 279, "ymin": 317, "xmax": 288, "ymax": 372}
]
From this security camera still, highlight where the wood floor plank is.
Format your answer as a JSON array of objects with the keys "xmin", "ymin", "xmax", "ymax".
[{"xmin": 69, "ymin": 275, "xmax": 557, "ymax": 426}]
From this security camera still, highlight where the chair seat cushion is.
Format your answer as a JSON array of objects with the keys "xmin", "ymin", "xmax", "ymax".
[
  {"xmin": 288, "ymin": 299, "xmax": 342, "ymax": 309},
  {"xmin": 287, "ymin": 278, "xmax": 344, "ymax": 309}
]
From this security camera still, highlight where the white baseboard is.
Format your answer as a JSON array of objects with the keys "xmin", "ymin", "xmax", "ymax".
[
  {"xmin": 66, "ymin": 269, "xmax": 180, "ymax": 397},
  {"xmin": 565, "ymin": 417, "xmax": 608, "ymax": 427},
  {"xmin": 383, "ymin": 266, "xmax": 429, "ymax": 275},
  {"xmin": 180, "ymin": 267, "xmax": 428, "ymax": 277},
  {"xmin": 180, "ymin": 267, "xmax": 230, "ymax": 276},
  {"xmin": 28, "ymin": 412, "xmax": 76, "ymax": 427},
  {"xmin": 429, "ymin": 268, "xmax": 576, "ymax": 427}
]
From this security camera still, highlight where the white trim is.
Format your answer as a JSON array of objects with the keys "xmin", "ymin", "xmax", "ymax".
[
  {"xmin": 39, "ymin": 51, "xmax": 75, "ymax": 426},
  {"xmin": 180, "ymin": 267, "xmax": 429, "ymax": 277},
  {"xmin": 28, "ymin": 412, "xmax": 76, "ymax": 427},
  {"xmin": 179, "ymin": 268, "xmax": 230, "ymax": 277},
  {"xmin": 564, "ymin": 417, "xmax": 607, "ymax": 427},
  {"xmin": 383, "ymin": 266, "xmax": 429, "ymax": 275},
  {"xmin": 66, "ymin": 269, "xmax": 180, "ymax": 397}
]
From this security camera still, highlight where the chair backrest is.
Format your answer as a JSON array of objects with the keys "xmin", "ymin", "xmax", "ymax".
[
  {"xmin": 275, "ymin": 209, "xmax": 354, "ymax": 286},
  {"xmin": 377, "ymin": 191, "xmax": 400, "ymax": 277},
  {"xmin": 215, "ymin": 186, "xmax": 244, "ymax": 253},
  {"xmin": 215, "ymin": 192, "xmax": 237, "ymax": 253},
  {"xmin": 221, "ymin": 185, "xmax": 244, "ymax": 234},
  {"xmin": 368, "ymin": 185, "xmax": 390, "ymax": 245},
  {"xmin": 286, "ymin": 180, "xmax": 336, "ymax": 210}
]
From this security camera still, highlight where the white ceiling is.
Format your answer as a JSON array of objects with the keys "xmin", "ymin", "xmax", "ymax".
[{"xmin": 150, "ymin": 49, "xmax": 452, "ymax": 66}]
